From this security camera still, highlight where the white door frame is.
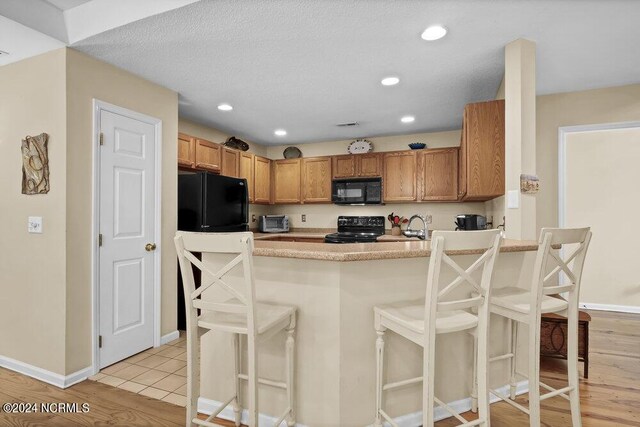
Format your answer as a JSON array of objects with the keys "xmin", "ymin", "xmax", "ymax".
[{"xmin": 91, "ymin": 99, "xmax": 163, "ymax": 374}]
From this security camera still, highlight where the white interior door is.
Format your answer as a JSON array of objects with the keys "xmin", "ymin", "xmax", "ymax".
[{"xmin": 99, "ymin": 109, "xmax": 157, "ymax": 368}]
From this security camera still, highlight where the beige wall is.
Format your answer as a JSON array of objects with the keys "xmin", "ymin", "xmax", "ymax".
[
  {"xmin": 65, "ymin": 48, "xmax": 178, "ymax": 373},
  {"xmin": 565, "ymin": 128, "xmax": 640, "ymax": 307},
  {"xmin": 0, "ymin": 49, "xmax": 68, "ymax": 374}
]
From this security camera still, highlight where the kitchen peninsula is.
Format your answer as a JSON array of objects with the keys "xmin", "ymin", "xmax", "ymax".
[{"xmin": 198, "ymin": 236, "xmax": 540, "ymax": 426}]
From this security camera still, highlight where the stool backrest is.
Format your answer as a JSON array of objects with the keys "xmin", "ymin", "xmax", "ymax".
[
  {"xmin": 174, "ymin": 231, "xmax": 257, "ymax": 336},
  {"xmin": 426, "ymin": 230, "xmax": 502, "ymax": 327},
  {"xmin": 531, "ymin": 227, "xmax": 592, "ymax": 313}
]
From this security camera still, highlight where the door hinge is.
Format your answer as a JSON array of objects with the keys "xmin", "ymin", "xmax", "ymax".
[
  {"xmin": 98, "ymin": 335, "xmax": 103, "ymax": 348},
  {"xmin": 98, "ymin": 234, "xmax": 103, "ymax": 247},
  {"xmin": 99, "ymin": 132, "xmax": 104, "ymax": 146}
]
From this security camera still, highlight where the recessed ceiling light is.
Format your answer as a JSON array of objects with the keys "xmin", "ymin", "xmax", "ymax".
[
  {"xmin": 274, "ymin": 129, "xmax": 287, "ymax": 136},
  {"xmin": 217, "ymin": 103, "xmax": 233, "ymax": 111},
  {"xmin": 421, "ymin": 25, "xmax": 447, "ymax": 41},
  {"xmin": 381, "ymin": 76, "xmax": 400, "ymax": 86},
  {"xmin": 401, "ymin": 116, "xmax": 415, "ymax": 123}
]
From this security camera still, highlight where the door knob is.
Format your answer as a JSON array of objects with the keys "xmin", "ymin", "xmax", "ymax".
[{"xmin": 145, "ymin": 243, "xmax": 157, "ymax": 252}]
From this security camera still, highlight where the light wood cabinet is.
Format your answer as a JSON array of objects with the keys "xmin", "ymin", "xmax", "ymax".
[
  {"xmin": 332, "ymin": 153, "xmax": 383, "ymax": 178},
  {"xmin": 273, "ymin": 159, "xmax": 301, "ymax": 204},
  {"xmin": 302, "ymin": 157, "xmax": 332, "ymax": 203},
  {"xmin": 420, "ymin": 148, "xmax": 459, "ymax": 201},
  {"xmin": 194, "ymin": 138, "xmax": 221, "ymax": 172},
  {"xmin": 177, "ymin": 133, "xmax": 196, "ymax": 168},
  {"xmin": 253, "ymin": 156, "xmax": 272, "ymax": 204},
  {"xmin": 239, "ymin": 152, "xmax": 254, "ymax": 202},
  {"xmin": 459, "ymin": 99, "xmax": 505, "ymax": 201},
  {"xmin": 221, "ymin": 147, "xmax": 240, "ymax": 177},
  {"xmin": 383, "ymin": 151, "xmax": 418, "ymax": 202}
]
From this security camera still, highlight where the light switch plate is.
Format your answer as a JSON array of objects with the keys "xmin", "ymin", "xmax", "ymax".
[
  {"xmin": 507, "ymin": 190, "xmax": 520, "ymax": 209},
  {"xmin": 28, "ymin": 216, "xmax": 43, "ymax": 233}
]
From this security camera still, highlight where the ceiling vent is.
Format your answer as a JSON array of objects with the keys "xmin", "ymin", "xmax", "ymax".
[{"xmin": 336, "ymin": 122, "xmax": 359, "ymax": 127}]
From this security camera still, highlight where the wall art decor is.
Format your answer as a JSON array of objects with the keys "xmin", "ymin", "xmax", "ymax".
[
  {"xmin": 520, "ymin": 173, "xmax": 539, "ymax": 194},
  {"xmin": 21, "ymin": 132, "xmax": 50, "ymax": 194}
]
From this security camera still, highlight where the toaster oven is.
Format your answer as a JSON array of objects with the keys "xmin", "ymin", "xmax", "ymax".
[{"xmin": 258, "ymin": 215, "xmax": 289, "ymax": 233}]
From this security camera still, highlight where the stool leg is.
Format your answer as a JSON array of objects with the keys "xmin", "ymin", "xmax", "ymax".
[
  {"xmin": 528, "ymin": 317, "xmax": 542, "ymax": 427},
  {"xmin": 286, "ymin": 323, "xmax": 296, "ymax": 427},
  {"xmin": 246, "ymin": 335, "xmax": 258, "ymax": 427},
  {"xmin": 422, "ymin": 333, "xmax": 437, "ymax": 427},
  {"xmin": 471, "ymin": 332, "xmax": 478, "ymax": 413},
  {"xmin": 186, "ymin": 327, "xmax": 200, "ymax": 427},
  {"xmin": 567, "ymin": 307, "xmax": 583, "ymax": 427},
  {"xmin": 374, "ymin": 329, "xmax": 385, "ymax": 427},
  {"xmin": 477, "ymin": 322, "xmax": 490, "ymax": 427},
  {"xmin": 233, "ymin": 333, "xmax": 242, "ymax": 427},
  {"xmin": 510, "ymin": 319, "xmax": 518, "ymax": 400}
]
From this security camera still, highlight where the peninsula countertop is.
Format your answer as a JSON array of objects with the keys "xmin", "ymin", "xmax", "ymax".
[{"xmin": 252, "ymin": 231, "xmax": 541, "ymax": 261}]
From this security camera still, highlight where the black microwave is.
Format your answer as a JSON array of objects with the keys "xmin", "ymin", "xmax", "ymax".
[{"xmin": 331, "ymin": 177, "xmax": 382, "ymax": 205}]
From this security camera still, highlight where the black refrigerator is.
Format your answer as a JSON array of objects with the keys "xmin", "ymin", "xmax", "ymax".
[
  {"xmin": 178, "ymin": 171, "xmax": 249, "ymax": 232},
  {"xmin": 177, "ymin": 171, "xmax": 249, "ymax": 330}
]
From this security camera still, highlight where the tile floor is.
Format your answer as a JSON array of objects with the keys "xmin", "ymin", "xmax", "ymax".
[{"xmin": 88, "ymin": 331, "xmax": 188, "ymax": 407}]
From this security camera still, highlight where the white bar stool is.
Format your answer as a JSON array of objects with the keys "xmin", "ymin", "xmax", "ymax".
[
  {"xmin": 373, "ymin": 230, "xmax": 502, "ymax": 427},
  {"xmin": 488, "ymin": 227, "xmax": 591, "ymax": 426},
  {"xmin": 175, "ymin": 231, "xmax": 297, "ymax": 427}
]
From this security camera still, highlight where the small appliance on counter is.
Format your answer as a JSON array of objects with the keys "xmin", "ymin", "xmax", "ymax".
[
  {"xmin": 331, "ymin": 177, "xmax": 382, "ymax": 205},
  {"xmin": 258, "ymin": 215, "xmax": 289, "ymax": 233},
  {"xmin": 178, "ymin": 171, "xmax": 249, "ymax": 232},
  {"xmin": 324, "ymin": 216, "xmax": 385, "ymax": 243},
  {"xmin": 455, "ymin": 214, "xmax": 487, "ymax": 231}
]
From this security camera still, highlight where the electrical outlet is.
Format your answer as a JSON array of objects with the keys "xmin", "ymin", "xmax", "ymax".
[
  {"xmin": 301, "ymin": 214, "xmax": 306, "ymax": 222},
  {"xmin": 28, "ymin": 216, "xmax": 42, "ymax": 233},
  {"xmin": 251, "ymin": 214, "xmax": 256, "ymax": 223},
  {"xmin": 424, "ymin": 214, "xmax": 432, "ymax": 224}
]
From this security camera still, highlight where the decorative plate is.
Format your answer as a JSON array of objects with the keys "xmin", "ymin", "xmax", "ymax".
[
  {"xmin": 283, "ymin": 146, "xmax": 302, "ymax": 159},
  {"xmin": 348, "ymin": 139, "xmax": 373, "ymax": 154}
]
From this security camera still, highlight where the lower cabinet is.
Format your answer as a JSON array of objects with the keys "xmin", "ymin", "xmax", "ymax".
[
  {"xmin": 254, "ymin": 156, "xmax": 272, "ymax": 204},
  {"xmin": 273, "ymin": 159, "xmax": 301, "ymax": 204},
  {"xmin": 420, "ymin": 148, "xmax": 459, "ymax": 201},
  {"xmin": 302, "ymin": 157, "xmax": 332, "ymax": 203},
  {"xmin": 383, "ymin": 151, "xmax": 418, "ymax": 202}
]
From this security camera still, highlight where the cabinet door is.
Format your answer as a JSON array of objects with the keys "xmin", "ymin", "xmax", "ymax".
[
  {"xmin": 461, "ymin": 99, "xmax": 505, "ymax": 200},
  {"xmin": 273, "ymin": 159, "xmax": 301, "ymax": 204},
  {"xmin": 194, "ymin": 138, "xmax": 221, "ymax": 172},
  {"xmin": 383, "ymin": 151, "xmax": 417, "ymax": 202},
  {"xmin": 421, "ymin": 148, "xmax": 458, "ymax": 201},
  {"xmin": 239, "ymin": 152, "xmax": 254, "ymax": 202},
  {"xmin": 332, "ymin": 155, "xmax": 356, "ymax": 178},
  {"xmin": 177, "ymin": 133, "xmax": 195, "ymax": 168},
  {"xmin": 302, "ymin": 157, "xmax": 332, "ymax": 203},
  {"xmin": 221, "ymin": 147, "xmax": 240, "ymax": 177},
  {"xmin": 253, "ymin": 156, "xmax": 271, "ymax": 204},
  {"xmin": 357, "ymin": 153, "xmax": 383, "ymax": 177}
]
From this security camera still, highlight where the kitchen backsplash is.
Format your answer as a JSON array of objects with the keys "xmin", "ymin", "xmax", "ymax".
[{"xmin": 259, "ymin": 202, "xmax": 488, "ymax": 231}]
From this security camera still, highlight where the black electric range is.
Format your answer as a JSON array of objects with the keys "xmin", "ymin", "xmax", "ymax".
[{"xmin": 324, "ymin": 216, "xmax": 386, "ymax": 243}]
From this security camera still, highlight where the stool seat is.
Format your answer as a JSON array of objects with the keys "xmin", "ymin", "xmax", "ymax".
[
  {"xmin": 491, "ymin": 287, "xmax": 568, "ymax": 315},
  {"xmin": 198, "ymin": 302, "xmax": 296, "ymax": 335},
  {"xmin": 376, "ymin": 300, "xmax": 479, "ymax": 338}
]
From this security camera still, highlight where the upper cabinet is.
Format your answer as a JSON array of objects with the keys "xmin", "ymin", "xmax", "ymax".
[
  {"xmin": 178, "ymin": 133, "xmax": 196, "ymax": 168},
  {"xmin": 253, "ymin": 156, "xmax": 272, "ymax": 204},
  {"xmin": 420, "ymin": 148, "xmax": 458, "ymax": 201},
  {"xmin": 273, "ymin": 159, "xmax": 301, "ymax": 204},
  {"xmin": 302, "ymin": 157, "xmax": 332, "ymax": 203},
  {"xmin": 332, "ymin": 153, "xmax": 383, "ymax": 178},
  {"xmin": 458, "ymin": 100, "xmax": 505, "ymax": 201},
  {"xmin": 239, "ymin": 152, "xmax": 254, "ymax": 202},
  {"xmin": 383, "ymin": 151, "xmax": 418, "ymax": 202},
  {"xmin": 194, "ymin": 138, "xmax": 221, "ymax": 172},
  {"xmin": 221, "ymin": 147, "xmax": 240, "ymax": 177}
]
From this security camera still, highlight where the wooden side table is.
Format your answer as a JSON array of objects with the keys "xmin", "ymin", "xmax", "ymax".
[{"xmin": 540, "ymin": 311, "xmax": 591, "ymax": 378}]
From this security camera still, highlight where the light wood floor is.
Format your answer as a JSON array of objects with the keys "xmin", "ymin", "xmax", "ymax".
[{"xmin": 0, "ymin": 310, "xmax": 638, "ymax": 426}]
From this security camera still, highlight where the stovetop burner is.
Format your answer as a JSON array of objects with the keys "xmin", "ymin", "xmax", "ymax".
[{"xmin": 324, "ymin": 216, "xmax": 386, "ymax": 244}]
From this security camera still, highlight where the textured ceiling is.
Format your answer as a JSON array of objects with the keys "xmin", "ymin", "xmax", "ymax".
[{"xmin": 72, "ymin": 0, "xmax": 640, "ymax": 145}]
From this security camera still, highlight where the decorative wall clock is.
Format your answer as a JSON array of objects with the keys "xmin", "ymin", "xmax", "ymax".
[{"xmin": 347, "ymin": 139, "xmax": 373, "ymax": 154}]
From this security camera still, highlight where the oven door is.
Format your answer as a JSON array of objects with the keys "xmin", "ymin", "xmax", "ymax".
[{"xmin": 332, "ymin": 181, "xmax": 366, "ymax": 204}]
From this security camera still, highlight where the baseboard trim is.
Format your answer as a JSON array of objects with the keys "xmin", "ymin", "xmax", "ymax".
[
  {"xmin": 197, "ymin": 380, "xmax": 528, "ymax": 427},
  {"xmin": 198, "ymin": 397, "xmax": 308, "ymax": 427},
  {"xmin": 160, "ymin": 330, "xmax": 180, "ymax": 345},
  {"xmin": 0, "ymin": 355, "xmax": 91, "ymax": 389},
  {"xmin": 580, "ymin": 302, "xmax": 640, "ymax": 314}
]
